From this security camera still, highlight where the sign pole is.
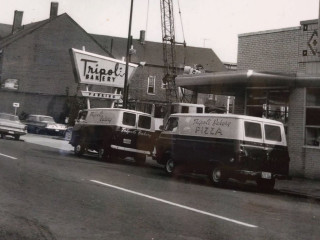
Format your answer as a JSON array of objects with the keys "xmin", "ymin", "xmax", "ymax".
[
  {"xmin": 13, "ymin": 102, "xmax": 19, "ymax": 115},
  {"xmin": 123, "ymin": 0, "xmax": 134, "ymax": 109},
  {"xmin": 86, "ymin": 84, "xmax": 91, "ymax": 109}
]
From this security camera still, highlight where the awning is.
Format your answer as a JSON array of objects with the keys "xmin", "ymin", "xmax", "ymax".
[{"xmin": 175, "ymin": 70, "xmax": 320, "ymax": 94}]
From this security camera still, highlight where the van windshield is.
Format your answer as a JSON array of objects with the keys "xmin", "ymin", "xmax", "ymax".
[
  {"xmin": 165, "ymin": 117, "xmax": 178, "ymax": 132},
  {"xmin": 265, "ymin": 124, "xmax": 282, "ymax": 142},
  {"xmin": 78, "ymin": 111, "xmax": 88, "ymax": 121}
]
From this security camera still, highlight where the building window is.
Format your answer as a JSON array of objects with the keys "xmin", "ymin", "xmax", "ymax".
[
  {"xmin": 161, "ymin": 80, "xmax": 167, "ymax": 89},
  {"xmin": 147, "ymin": 76, "xmax": 156, "ymax": 95},
  {"xmin": 246, "ymin": 88, "xmax": 289, "ymax": 125},
  {"xmin": 305, "ymin": 88, "xmax": 320, "ymax": 147}
]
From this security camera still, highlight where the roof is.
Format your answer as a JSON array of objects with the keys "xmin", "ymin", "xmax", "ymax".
[
  {"xmin": 0, "ymin": 23, "xmax": 12, "ymax": 39},
  {"xmin": 175, "ymin": 70, "xmax": 320, "ymax": 94},
  {"xmin": 171, "ymin": 113, "xmax": 284, "ymax": 125},
  {"xmin": 91, "ymin": 34, "xmax": 226, "ymax": 72},
  {"xmin": 84, "ymin": 108, "xmax": 152, "ymax": 116},
  {"xmin": 0, "ymin": 19, "xmax": 50, "ymax": 48},
  {"xmin": 0, "ymin": 14, "xmax": 112, "ymax": 57}
]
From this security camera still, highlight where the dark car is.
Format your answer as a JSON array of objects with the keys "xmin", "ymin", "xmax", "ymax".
[
  {"xmin": 0, "ymin": 113, "xmax": 27, "ymax": 140},
  {"xmin": 24, "ymin": 115, "xmax": 67, "ymax": 135}
]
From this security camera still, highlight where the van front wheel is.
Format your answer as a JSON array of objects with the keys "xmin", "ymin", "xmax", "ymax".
[{"xmin": 210, "ymin": 166, "xmax": 228, "ymax": 186}]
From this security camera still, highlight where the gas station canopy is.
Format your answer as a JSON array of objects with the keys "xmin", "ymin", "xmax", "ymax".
[{"xmin": 176, "ymin": 70, "xmax": 320, "ymax": 95}]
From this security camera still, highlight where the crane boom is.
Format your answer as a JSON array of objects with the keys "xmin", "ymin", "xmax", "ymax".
[{"xmin": 160, "ymin": 0, "xmax": 179, "ymax": 102}]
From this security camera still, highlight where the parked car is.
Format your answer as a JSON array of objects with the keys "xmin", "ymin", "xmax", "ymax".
[
  {"xmin": 24, "ymin": 115, "xmax": 67, "ymax": 135},
  {"xmin": 153, "ymin": 113, "xmax": 291, "ymax": 191},
  {"xmin": 0, "ymin": 113, "xmax": 27, "ymax": 140},
  {"xmin": 70, "ymin": 108, "xmax": 156, "ymax": 164}
]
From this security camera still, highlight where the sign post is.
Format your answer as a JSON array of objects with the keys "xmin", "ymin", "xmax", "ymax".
[{"xmin": 13, "ymin": 102, "xmax": 19, "ymax": 115}]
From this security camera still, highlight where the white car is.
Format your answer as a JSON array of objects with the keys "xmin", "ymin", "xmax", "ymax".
[
  {"xmin": 0, "ymin": 113, "xmax": 27, "ymax": 140},
  {"xmin": 24, "ymin": 115, "xmax": 67, "ymax": 135}
]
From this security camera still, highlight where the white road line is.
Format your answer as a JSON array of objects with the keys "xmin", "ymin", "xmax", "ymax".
[
  {"xmin": 90, "ymin": 180, "xmax": 258, "ymax": 228},
  {"xmin": 0, "ymin": 152, "xmax": 17, "ymax": 160}
]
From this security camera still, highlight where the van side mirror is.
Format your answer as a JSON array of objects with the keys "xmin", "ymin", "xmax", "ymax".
[{"xmin": 159, "ymin": 125, "xmax": 164, "ymax": 131}]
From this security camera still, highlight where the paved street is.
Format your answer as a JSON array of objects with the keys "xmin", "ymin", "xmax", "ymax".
[{"xmin": 0, "ymin": 134, "xmax": 319, "ymax": 239}]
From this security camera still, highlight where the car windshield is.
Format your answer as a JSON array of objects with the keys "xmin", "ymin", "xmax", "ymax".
[
  {"xmin": 39, "ymin": 116, "xmax": 55, "ymax": 122},
  {"xmin": 0, "ymin": 113, "xmax": 19, "ymax": 121}
]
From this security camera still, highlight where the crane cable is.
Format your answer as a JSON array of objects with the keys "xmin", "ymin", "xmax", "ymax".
[
  {"xmin": 177, "ymin": 0, "xmax": 187, "ymax": 101},
  {"xmin": 177, "ymin": 0, "xmax": 186, "ymax": 46}
]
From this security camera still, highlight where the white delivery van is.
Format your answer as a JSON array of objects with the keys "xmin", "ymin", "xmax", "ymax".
[
  {"xmin": 70, "ymin": 108, "xmax": 156, "ymax": 164},
  {"xmin": 154, "ymin": 113, "xmax": 290, "ymax": 190}
]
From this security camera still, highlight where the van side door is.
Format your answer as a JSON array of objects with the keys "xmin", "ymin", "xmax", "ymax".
[
  {"xmin": 136, "ymin": 114, "xmax": 154, "ymax": 152},
  {"xmin": 155, "ymin": 117, "xmax": 179, "ymax": 163},
  {"xmin": 113, "ymin": 111, "xmax": 137, "ymax": 150},
  {"xmin": 242, "ymin": 121, "xmax": 265, "ymax": 171},
  {"xmin": 263, "ymin": 124, "xmax": 290, "ymax": 175}
]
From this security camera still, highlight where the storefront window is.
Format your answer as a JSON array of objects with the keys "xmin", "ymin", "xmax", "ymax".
[
  {"xmin": 305, "ymin": 88, "xmax": 320, "ymax": 147},
  {"xmin": 246, "ymin": 88, "xmax": 289, "ymax": 124}
]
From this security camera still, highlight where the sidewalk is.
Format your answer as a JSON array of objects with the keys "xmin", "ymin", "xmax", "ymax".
[
  {"xmin": 20, "ymin": 133, "xmax": 73, "ymax": 152},
  {"xmin": 20, "ymin": 133, "xmax": 320, "ymax": 200},
  {"xmin": 275, "ymin": 177, "xmax": 320, "ymax": 200}
]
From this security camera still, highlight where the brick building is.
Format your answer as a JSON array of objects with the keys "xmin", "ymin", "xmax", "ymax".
[
  {"xmin": 0, "ymin": 4, "xmax": 113, "ymax": 122},
  {"xmin": 0, "ymin": 3, "xmax": 226, "ymax": 122},
  {"xmin": 177, "ymin": 19, "xmax": 320, "ymax": 179},
  {"xmin": 91, "ymin": 33, "xmax": 226, "ymax": 107}
]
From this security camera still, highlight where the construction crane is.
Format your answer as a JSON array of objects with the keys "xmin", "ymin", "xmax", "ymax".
[{"xmin": 160, "ymin": 0, "xmax": 184, "ymax": 103}]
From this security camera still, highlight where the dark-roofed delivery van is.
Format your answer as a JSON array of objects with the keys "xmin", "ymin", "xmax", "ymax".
[
  {"xmin": 70, "ymin": 108, "xmax": 156, "ymax": 164},
  {"xmin": 154, "ymin": 113, "xmax": 290, "ymax": 190}
]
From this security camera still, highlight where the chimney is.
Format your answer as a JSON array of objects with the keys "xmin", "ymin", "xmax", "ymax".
[
  {"xmin": 12, "ymin": 10, "xmax": 23, "ymax": 33},
  {"xmin": 50, "ymin": 2, "xmax": 59, "ymax": 19},
  {"xmin": 139, "ymin": 30, "xmax": 146, "ymax": 44}
]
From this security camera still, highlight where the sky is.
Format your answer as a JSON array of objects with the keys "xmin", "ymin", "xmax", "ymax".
[{"xmin": 0, "ymin": 0, "xmax": 319, "ymax": 63}]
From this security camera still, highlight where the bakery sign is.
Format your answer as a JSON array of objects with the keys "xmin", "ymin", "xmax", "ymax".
[{"xmin": 70, "ymin": 48, "xmax": 138, "ymax": 88}]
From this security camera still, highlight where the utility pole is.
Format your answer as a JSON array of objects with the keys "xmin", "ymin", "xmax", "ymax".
[{"xmin": 123, "ymin": 0, "xmax": 134, "ymax": 109}]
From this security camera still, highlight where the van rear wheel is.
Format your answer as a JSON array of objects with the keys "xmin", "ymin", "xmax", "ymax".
[
  {"xmin": 165, "ymin": 158, "xmax": 175, "ymax": 176},
  {"xmin": 135, "ymin": 154, "xmax": 146, "ymax": 165},
  {"xmin": 98, "ymin": 147, "xmax": 114, "ymax": 162},
  {"xmin": 256, "ymin": 178, "xmax": 275, "ymax": 192},
  {"xmin": 210, "ymin": 166, "xmax": 228, "ymax": 186},
  {"xmin": 74, "ymin": 143, "xmax": 85, "ymax": 157}
]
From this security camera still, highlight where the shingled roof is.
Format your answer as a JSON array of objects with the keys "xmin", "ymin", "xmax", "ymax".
[
  {"xmin": 0, "ymin": 19, "xmax": 50, "ymax": 48},
  {"xmin": 0, "ymin": 23, "xmax": 12, "ymax": 39},
  {"xmin": 91, "ymin": 34, "xmax": 226, "ymax": 72},
  {"xmin": 0, "ymin": 14, "xmax": 113, "ymax": 58}
]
